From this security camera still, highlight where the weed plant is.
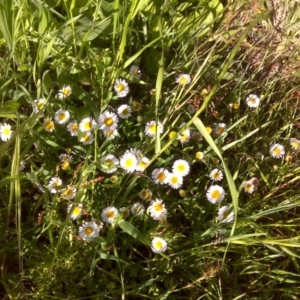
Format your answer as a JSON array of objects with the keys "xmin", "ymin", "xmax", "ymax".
[{"xmin": 1, "ymin": 0, "xmax": 300, "ymax": 299}]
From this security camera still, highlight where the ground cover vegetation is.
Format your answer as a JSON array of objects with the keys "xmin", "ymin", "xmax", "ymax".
[{"xmin": 1, "ymin": 0, "xmax": 300, "ymax": 298}]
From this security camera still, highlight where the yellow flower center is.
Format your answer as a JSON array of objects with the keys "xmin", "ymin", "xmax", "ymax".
[
  {"xmin": 106, "ymin": 211, "xmax": 115, "ymax": 218},
  {"xmin": 72, "ymin": 207, "xmax": 81, "ymax": 216},
  {"xmin": 150, "ymin": 125, "xmax": 156, "ymax": 133},
  {"xmin": 84, "ymin": 227, "xmax": 93, "ymax": 235},
  {"xmin": 157, "ymin": 172, "xmax": 166, "ymax": 181},
  {"xmin": 196, "ymin": 152, "xmax": 204, "ymax": 160},
  {"xmin": 59, "ymin": 113, "xmax": 66, "ymax": 121},
  {"xmin": 84, "ymin": 121, "xmax": 92, "ymax": 130},
  {"xmin": 83, "ymin": 134, "xmax": 90, "ymax": 142},
  {"xmin": 154, "ymin": 203, "xmax": 163, "ymax": 212},
  {"xmin": 292, "ymin": 141, "xmax": 299, "ymax": 148},
  {"xmin": 177, "ymin": 165, "xmax": 185, "ymax": 172},
  {"xmin": 3, "ymin": 128, "xmax": 10, "ymax": 135},
  {"xmin": 218, "ymin": 127, "xmax": 225, "ymax": 134},
  {"xmin": 132, "ymin": 102, "xmax": 141, "ymax": 111},
  {"xmin": 179, "ymin": 77, "xmax": 187, "ymax": 84},
  {"xmin": 71, "ymin": 124, "xmax": 78, "ymax": 131},
  {"xmin": 273, "ymin": 147, "xmax": 281, "ymax": 155},
  {"xmin": 154, "ymin": 241, "xmax": 162, "ymax": 249},
  {"xmin": 141, "ymin": 191, "xmax": 151, "ymax": 199},
  {"xmin": 139, "ymin": 160, "xmax": 148, "ymax": 169},
  {"xmin": 63, "ymin": 88, "xmax": 70, "ymax": 96},
  {"xmin": 212, "ymin": 190, "xmax": 220, "ymax": 199},
  {"xmin": 249, "ymin": 97, "xmax": 256, "ymax": 104},
  {"xmin": 125, "ymin": 158, "xmax": 133, "ymax": 167},
  {"xmin": 170, "ymin": 176, "xmax": 179, "ymax": 184},
  {"xmin": 64, "ymin": 188, "xmax": 73, "ymax": 196},
  {"xmin": 122, "ymin": 108, "xmax": 129, "ymax": 115},
  {"xmin": 37, "ymin": 102, "xmax": 44, "ymax": 110},
  {"xmin": 104, "ymin": 117, "xmax": 113, "ymax": 126},
  {"xmin": 117, "ymin": 84, "xmax": 125, "ymax": 92},
  {"xmin": 45, "ymin": 121, "xmax": 54, "ymax": 131},
  {"xmin": 169, "ymin": 131, "xmax": 177, "ymax": 139},
  {"xmin": 206, "ymin": 126, "xmax": 212, "ymax": 134}
]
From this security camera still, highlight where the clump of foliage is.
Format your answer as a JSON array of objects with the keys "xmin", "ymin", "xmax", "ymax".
[{"xmin": 1, "ymin": 0, "xmax": 300, "ymax": 299}]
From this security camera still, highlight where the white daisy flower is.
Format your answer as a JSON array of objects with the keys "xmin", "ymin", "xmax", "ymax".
[
  {"xmin": 243, "ymin": 181, "xmax": 255, "ymax": 193},
  {"xmin": 98, "ymin": 111, "xmax": 118, "ymax": 131},
  {"xmin": 206, "ymin": 185, "xmax": 225, "ymax": 204},
  {"xmin": 32, "ymin": 98, "xmax": 46, "ymax": 113},
  {"xmin": 103, "ymin": 128, "xmax": 119, "ymax": 140},
  {"xmin": 217, "ymin": 206, "xmax": 234, "ymax": 223},
  {"xmin": 209, "ymin": 169, "xmax": 223, "ymax": 182},
  {"xmin": 187, "ymin": 104, "xmax": 195, "ymax": 114},
  {"xmin": 54, "ymin": 109, "xmax": 70, "ymax": 125},
  {"xmin": 145, "ymin": 120, "xmax": 164, "ymax": 137},
  {"xmin": 178, "ymin": 123, "xmax": 190, "ymax": 144},
  {"xmin": 130, "ymin": 65, "xmax": 141, "ymax": 79},
  {"xmin": 246, "ymin": 94, "xmax": 260, "ymax": 108},
  {"xmin": 80, "ymin": 132, "xmax": 94, "ymax": 145},
  {"xmin": 67, "ymin": 203, "xmax": 82, "ymax": 220},
  {"xmin": 172, "ymin": 159, "xmax": 190, "ymax": 177},
  {"xmin": 130, "ymin": 202, "xmax": 145, "ymax": 216},
  {"xmin": 101, "ymin": 206, "xmax": 118, "ymax": 224},
  {"xmin": 117, "ymin": 104, "xmax": 132, "ymax": 119},
  {"xmin": 79, "ymin": 117, "xmax": 97, "ymax": 132},
  {"xmin": 67, "ymin": 121, "xmax": 78, "ymax": 136},
  {"xmin": 120, "ymin": 152, "xmax": 137, "ymax": 173},
  {"xmin": 114, "ymin": 78, "xmax": 129, "ymax": 98},
  {"xmin": 214, "ymin": 123, "xmax": 226, "ymax": 135},
  {"xmin": 290, "ymin": 138, "xmax": 300, "ymax": 150},
  {"xmin": 269, "ymin": 143, "xmax": 285, "ymax": 158},
  {"xmin": 48, "ymin": 177, "xmax": 62, "ymax": 194},
  {"xmin": 151, "ymin": 237, "xmax": 167, "ymax": 253},
  {"xmin": 78, "ymin": 221, "xmax": 100, "ymax": 241},
  {"xmin": 100, "ymin": 154, "xmax": 119, "ymax": 174},
  {"xmin": 139, "ymin": 189, "xmax": 152, "ymax": 201},
  {"xmin": 58, "ymin": 85, "xmax": 72, "ymax": 99},
  {"xmin": 195, "ymin": 151, "xmax": 204, "ymax": 160},
  {"xmin": 0, "ymin": 123, "xmax": 13, "ymax": 141},
  {"xmin": 62, "ymin": 186, "xmax": 77, "ymax": 200},
  {"xmin": 136, "ymin": 157, "xmax": 150, "ymax": 172},
  {"xmin": 191, "ymin": 131, "xmax": 202, "ymax": 142},
  {"xmin": 43, "ymin": 118, "xmax": 55, "ymax": 132},
  {"xmin": 151, "ymin": 168, "xmax": 169, "ymax": 184},
  {"xmin": 149, "ymin": 199, "xmax": 167, "ymax": 221},
  {"xmin": 167, "ymin": 173, "xmax": 183, "ymax": 189},
  {"xmin": 176, "ymin": 74, "xmax": 191, "ymax": 86}
]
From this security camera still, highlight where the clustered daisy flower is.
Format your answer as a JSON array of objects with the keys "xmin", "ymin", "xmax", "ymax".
[
  {"xmin": 117, "ymin": 104, "xmax": 132, "ymax": 119},
  {"xmin": 58, "ymin": 85, "xmax": 72, "ymax": 99},
  {"xmin": 148, "ymin": 199, "xmax": 167, "ymax": 221},
  {"xmin": 214, "ymin": 123, "xmax": 226, "ymax": 135},
  {"xmin": 32, "ymin": 98, "xmax": 46, "ymax": 113},
  {"xmin": 67, "ymin": 121, "xmax": 78, "ymax": 136},
  {"xmin": 269, "ymin": 143, "xmax": 285, "ymax": 158},
  {"xmin": 101, "ymin": 206, "xmax": 118, "ymax": 224},
  {"xmin": 290, "ymin": 138, "xmax": 300, "ymax": 150},
  {"xmin": 101, "ymin": 154, "xmax": 119, "ymax": 173},
  {"xmin": 209, "ymin": 169, "xmax": 223, "ymax": 182},
  {"xmin": 176, "ymin": 74, "xmax": 191, "ymax": 86},
  {"xmin": 79, "ymin": 117, "xmax": 96, "ymax": 132},
  {"xmin": 246, "ymin": 94, "xmax": 260, "ymax": 108},
  {"xmin": 114, "ymin": 78, "xmax": 130, "ymax": 98},
  {"xmin": 67, "ymin": 203, "xmax": 82, "ymax": 219},
  {"xmin": 48, "ymin": 177, "xmax": 62, "ymax": 194},
  {"xmin": 151, "ymin": 237, "xmax": 167, "ymax": 253},
  {"xmin": 78, "ymin": 221, "xmax": 102, "ymax": 241},
  {"xmin": 54, "ymin": 109, "xmax": 70, "ymax": 125},
  {"xmin": 0, "ymin": 123, "xmax": 13, "ymax": 141},
  {"xmin": 145, "ymin": 120, "xmax": 164, "ymax": 137},
  {"xmin": 206, "ymin": 185, "xmax": 225, "ymax": 204}
]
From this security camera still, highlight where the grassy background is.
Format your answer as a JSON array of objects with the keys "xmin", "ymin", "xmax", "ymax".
[{"xmin": 1, "ymin": 0, "xmax": 300, "ymax": 299}]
